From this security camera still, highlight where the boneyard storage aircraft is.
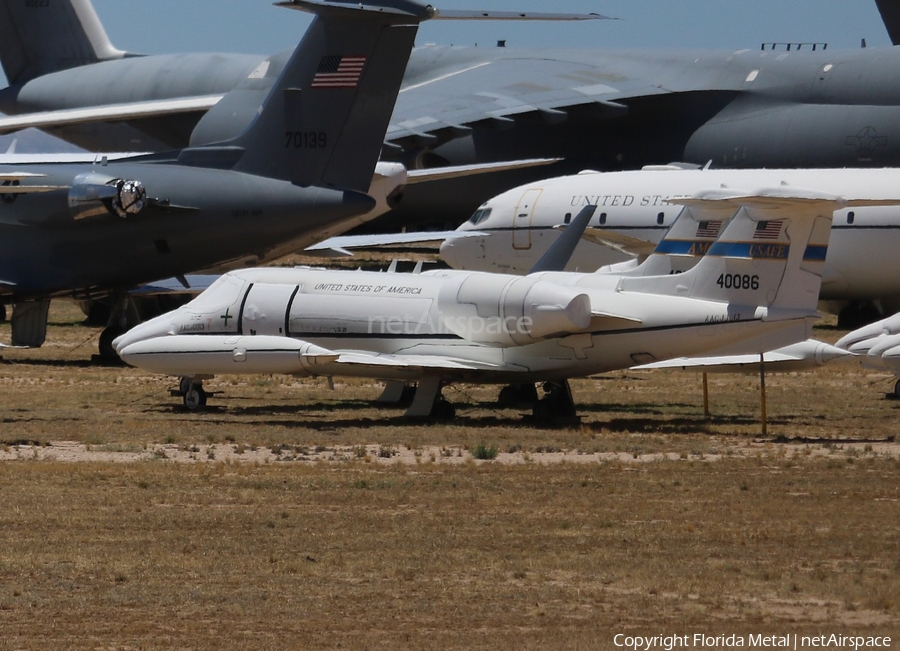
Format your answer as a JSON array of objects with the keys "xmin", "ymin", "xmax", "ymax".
[
  {"xmin": 0, "ymin": 0, "xmax": 571, "ymax": 357},
  {"xmin": 0, "ymin": 0, "xmax": 439, "ymax": 356},
  {"xmin": 113, "ymin": 183, "xmax": 847, "ymax": 419},
  {"xmin": 439, "ymin": 167, "xmax": 900, "ymax": 327},
  {"xmin": 6, "ymin": 1, "xmax": 900, "ymax": 227}
]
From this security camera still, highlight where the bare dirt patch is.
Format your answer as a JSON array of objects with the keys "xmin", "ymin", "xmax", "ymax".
[{"xmin": 0, "ymin": 301, "xmax": 898, "ymax": 648}]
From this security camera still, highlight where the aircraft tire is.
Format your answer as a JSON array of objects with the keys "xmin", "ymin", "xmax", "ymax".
[
  {"xmin": 893, "ymin": 379, "xmax": 900, "ymax": 400},
  {"xmin": 183, "ymin": 386, "xmax": 208, "ymax": 411},
  {"xmin": 178, "ymin": 377, "xmax": 193, "ymax": 396},
  {"xmin": 430, "ymin": 398, "xmax": 456, "ymax": 420},
  {"xmin": 98, "ymin": 326, "xmax": 126, "ymax": 360}
]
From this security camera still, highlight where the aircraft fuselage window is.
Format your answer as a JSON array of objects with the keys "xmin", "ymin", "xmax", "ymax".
[
  {"xmin": 847, "ymin": 211, "xmax": 855, "ymax": 225},
  {"xmin": 564, "ymin": 213, "xmax": 572, "ymax": 224},
  {"xmin": 657, "ymin": 212, "xmax": 665, "ymax": 225},
  {"xmin": 599, "ymin": 213, "xmax": 607, "ymax": 225}
]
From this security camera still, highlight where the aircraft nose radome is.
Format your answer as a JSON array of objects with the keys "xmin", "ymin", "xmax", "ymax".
[{"xmin": 439, "ymin": 237, "xmax": 474, "ymax": 270}]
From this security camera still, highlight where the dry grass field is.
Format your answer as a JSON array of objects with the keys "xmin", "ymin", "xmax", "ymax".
[{"xmin": 0, "ymin": 300, "xmax": 898, "ymax": 649}]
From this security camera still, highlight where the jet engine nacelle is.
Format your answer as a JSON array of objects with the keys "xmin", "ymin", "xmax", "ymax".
[
  {"xmin": 68, "ymin": 172, "xmax": 147, "ymax": 221},
  {"xmin": 437, "ymin": 274, "xmax": 591, "ymax": 346}
]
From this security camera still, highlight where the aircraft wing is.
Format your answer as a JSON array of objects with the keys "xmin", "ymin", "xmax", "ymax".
[
  {"xmin": 305, "ymin": 229, "xmax": 485, "ymax": 256},
  {"xmin": 632, "ymin": 340, "xmax": 850, "ymax": 373},
  {"xmin": 0, "ymin": 172, "xmax": 65, "ymax": 193},
  {"xmin": 0, "ymin": 95, "xmax": 223, "ymax": 135},
  {"xmin": 388, "ymin": 50, "xmax": 672, "ymax": 152},
  {"xmin": 580, "ymin": 227, "xmax": 657, "ymax": 258},
  {"xmin": 325, "ymin": 351, "xmax": 506, "ymax": 373}
]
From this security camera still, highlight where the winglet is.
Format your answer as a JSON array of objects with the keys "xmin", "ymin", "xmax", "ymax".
[{"xmin": 529, "ymin": 205, "xmax": 597, "ymax": 273}]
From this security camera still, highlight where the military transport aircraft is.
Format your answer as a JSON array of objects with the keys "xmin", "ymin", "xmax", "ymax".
[
  {"xmin": 438, "ymin": 166, "xmax": 900, "ymax": 327},
  {"xmin": 0, "ymin": 0, "xmax": 441, "ymax": 356},
  {"xmin": 113, "ymin": 182, "xmax": 844, "ymax": 419},
  {"xmin": 4, "ymin": 0, "xmax": 900, "ymax": 228}
]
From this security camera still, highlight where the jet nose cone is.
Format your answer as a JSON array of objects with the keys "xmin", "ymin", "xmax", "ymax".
[{"xmin": 440, "ymin": 234, "xmax": 479, "ymax": 270}]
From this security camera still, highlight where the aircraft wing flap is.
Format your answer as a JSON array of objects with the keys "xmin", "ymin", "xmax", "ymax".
[{"xmin": 0, "ymin": 95, "xmax": 224, "ymax": 134}]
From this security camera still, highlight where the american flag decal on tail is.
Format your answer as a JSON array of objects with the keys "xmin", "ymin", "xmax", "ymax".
[
  {"xmin": 311, "ymin": 55, "xmax": 367, "ymax": 88},
  {"xmin": 696, "ymin": 221, "xmax": 722, "ymax": 239},
  {"xmin": 753, "ymin": 220, "xmax": 784, "ymax": 240}
]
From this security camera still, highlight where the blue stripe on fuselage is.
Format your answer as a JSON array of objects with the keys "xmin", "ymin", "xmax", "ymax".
[{"xmin": 707, "ymin": 241, "xmax": 790, "ymax": 259}]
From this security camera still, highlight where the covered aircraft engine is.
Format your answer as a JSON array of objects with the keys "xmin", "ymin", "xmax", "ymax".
[
  {"xmin": 68, "ymin": 172, "xmax": 147, "ymax": 221},
  {"xmin": 437, "ymin": 274, "xmax": 591, "ymax": 346}
]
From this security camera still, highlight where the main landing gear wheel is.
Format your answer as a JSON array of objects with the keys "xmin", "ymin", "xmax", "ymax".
[
  {"xmin": 98, "ymin": 326, "xmax": 126, "ymax": 361},
  {"xmin": 430, "ymin": 397, "xmax": 456, "ymax": 420},
  {"xmin": 532, "ymin": 381, "xmax": 579, "ymax": 424},
  {"xmin": 183, "ymin": 384, "xmax": 208, "ymax": 411},
  {"xmin": 893, "ymin": 379, "xmax": 900, "ymax": 400}
]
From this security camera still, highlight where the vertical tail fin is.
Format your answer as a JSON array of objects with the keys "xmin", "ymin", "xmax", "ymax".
[
  {"xmin": 217, "ymin": 0, "xmax": 430, "ymax": 193},
  {"xmin": 628, "ymin": 202, "xmax": 738, "ymax": 277},
  {"xmin": 0, "ymin": 0, "xmax": 125, "ymax": 85},
  {"xmin": 620, "ymin": 185, "xmax": 840, "ymax": 314},
  {"xmin": 875, "ymin": 0, "xmax": 900, "ymax": 45}
]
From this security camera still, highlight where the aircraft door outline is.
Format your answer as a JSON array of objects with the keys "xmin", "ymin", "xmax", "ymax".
[
  {"xmin": 241, "ymin": 284, "xmax": 301, "ymax": 336},
  {"xmin": 512, "ymin": 188, "xmax": 543, "ymax": 250}
]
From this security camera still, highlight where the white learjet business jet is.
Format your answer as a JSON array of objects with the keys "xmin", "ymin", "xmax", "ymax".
[{"xmin": 114, "ymin": 183, "xmax": 848, "ymax": 419}]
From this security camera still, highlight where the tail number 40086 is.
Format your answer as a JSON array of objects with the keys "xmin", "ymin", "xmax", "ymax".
[{"xmin": 716, "ymin": 274, "xmax": 759, "ymax": 290}]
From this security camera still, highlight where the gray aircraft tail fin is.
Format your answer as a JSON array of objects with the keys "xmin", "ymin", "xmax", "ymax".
[
  {"xmin": 875, "ymin": 0, "xmax": 900, "ymax": 45},
  {"xmin": 0, "ymin": 0, "xmax": 126, "ymax": 86},
  {"xmin": 217, "ymin": 0, "xmax": 429, "ymax": 193}
]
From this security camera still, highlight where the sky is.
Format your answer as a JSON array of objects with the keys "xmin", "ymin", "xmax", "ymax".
[{"xmin": 86, "ymin": 0, "xmax": 890, "ymax": 56}]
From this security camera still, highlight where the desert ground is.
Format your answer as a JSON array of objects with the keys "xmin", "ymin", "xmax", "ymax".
[{"xmin": 0, "ymin": 300, "xmax": 897, "ymax": 649}]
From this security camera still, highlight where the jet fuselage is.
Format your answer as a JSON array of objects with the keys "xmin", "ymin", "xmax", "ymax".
[{"xmin": 0, "ymin": 162, "xmax": 373, "ymax": 300}]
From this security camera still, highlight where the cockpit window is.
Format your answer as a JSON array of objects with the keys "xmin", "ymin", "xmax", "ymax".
[
  {"xmin": 467, "ymin": 207, "xmax": 492, "ymax": 225},
  {"xmin": 187, "ymin": 274, "xmax": 246, "ymax": 311}
]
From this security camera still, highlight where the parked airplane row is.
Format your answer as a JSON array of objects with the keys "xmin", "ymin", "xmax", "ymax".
[
  {"xmin": 0, "ymin": 0, "xmax": 895, "ymax": 419},
  {"xmin": 4, "ymin": 0, "xmax": 900, "ymax": 346},
  {"xmin": 0, "ymin": 0, "xmax": 570, "ymax": 356},
  {"xmin": 4, "ymin": 0, "xmax": 900, "ymax": 228},
  {"xmin": 436, "ymin": 166, "xmax": 900, "ymax": 327}
]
